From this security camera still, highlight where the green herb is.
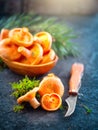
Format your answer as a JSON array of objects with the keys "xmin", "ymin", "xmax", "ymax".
[
  {"xmin": 10, "ymin": 75, "xmax": 40, "ymax": 99},
  {"xmin": 0, "ymin": 14, "xmax": 78, "ymax": 58},
  {"xmin": 60, "ymin": 104, "xmax": 66, "ymax": 111},
  {"xmin": 13, "ymin": 105, "xmax": 24, "ymax": 112},
  {"xmin": 0, "ymin": 58, "xmax": 7, "ymax": 71},
  {"xmin": 10, "ymin": 76, "xmax": 40, "ymax": 112},
  {"xmin": 81, "ymin": 104, "xmax": 92, "ymax": 114}
]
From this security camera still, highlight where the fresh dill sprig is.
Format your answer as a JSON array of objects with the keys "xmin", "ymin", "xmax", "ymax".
[{"xmin": 10, "ymin": 75, "xmax": 40, "ymax": 99}]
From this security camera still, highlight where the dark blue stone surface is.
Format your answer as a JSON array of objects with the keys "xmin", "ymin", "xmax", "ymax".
[{"xmin": 0, "ymin": 14, "xmax": 98, "ymax": 130}]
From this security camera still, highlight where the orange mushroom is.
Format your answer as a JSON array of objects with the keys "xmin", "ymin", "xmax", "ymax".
[
  {"xmin": 39, "ymin": 49, "xmax": 56, "ymax": 64},
  {"xmin": 9, "ymin": 27, "xmax": 34, "ymax": 47},
  {"xmin": 34, "ymin": 31, "xmax": 52, "ymax": 54},
  {"xmin": 41, "ymin": 93, "xmax": 62, "ymax": 111},
  {"xmin": 0, "ymin": 29, "xmax": 9, "ymax": 40},
  {"xmin": 18, "ymin": 43, "xmax": 43, "ymax": 64},
  {"xmin": 0, "ymin": 38, "xmax": 21, "ymax": 61},
  {"xmin": 17, "ymin": 87, "xmax": 40, "ymax": 109},
  {"xmin": 38, "ymin": 73, "xmax": 64, "ymax": 97}
]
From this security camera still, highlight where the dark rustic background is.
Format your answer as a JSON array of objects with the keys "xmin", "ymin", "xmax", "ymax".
[
  {"xmin": 0, "ymin": 0, "xmax": 98, "ymax": 16},
  {"xmin": 0, "ymin": 0, "xmax": 98, "ymax": 130},
  {"xmin": 0, "ymin": 14, "xmax": 98, "ymax": 130}
]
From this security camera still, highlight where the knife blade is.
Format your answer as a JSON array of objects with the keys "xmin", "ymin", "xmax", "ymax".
[{"xmin": 65, "ymin": 63, "xmax": 84, "ymax": 117}]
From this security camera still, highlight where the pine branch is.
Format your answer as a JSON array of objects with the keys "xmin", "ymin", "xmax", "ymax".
[{"xmin": 0, "ymin": 13, "xmax": 78, "ymax": 58}]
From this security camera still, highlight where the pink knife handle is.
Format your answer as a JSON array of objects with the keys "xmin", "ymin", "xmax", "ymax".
[{"xmin": 69, "ymin": 63, "xmax": 84, "ymax": 95}]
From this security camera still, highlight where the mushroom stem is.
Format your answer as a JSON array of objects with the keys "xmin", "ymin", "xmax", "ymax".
[
  {"xmin": 17, "ymin": 87, "xmax": 40, "ymax": 109},
  {"xmin": 18, "ymin": 46, "xmax": 31, "ymax": 58},
  {"xmin": 29, "ymin": 97, "xmax": 40, "ymax": 109}
]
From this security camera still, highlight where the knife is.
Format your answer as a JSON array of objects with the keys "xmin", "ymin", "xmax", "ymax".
[{"xmin": 65, "ymin": 63, "xmax": 84, "ymax": 117}]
